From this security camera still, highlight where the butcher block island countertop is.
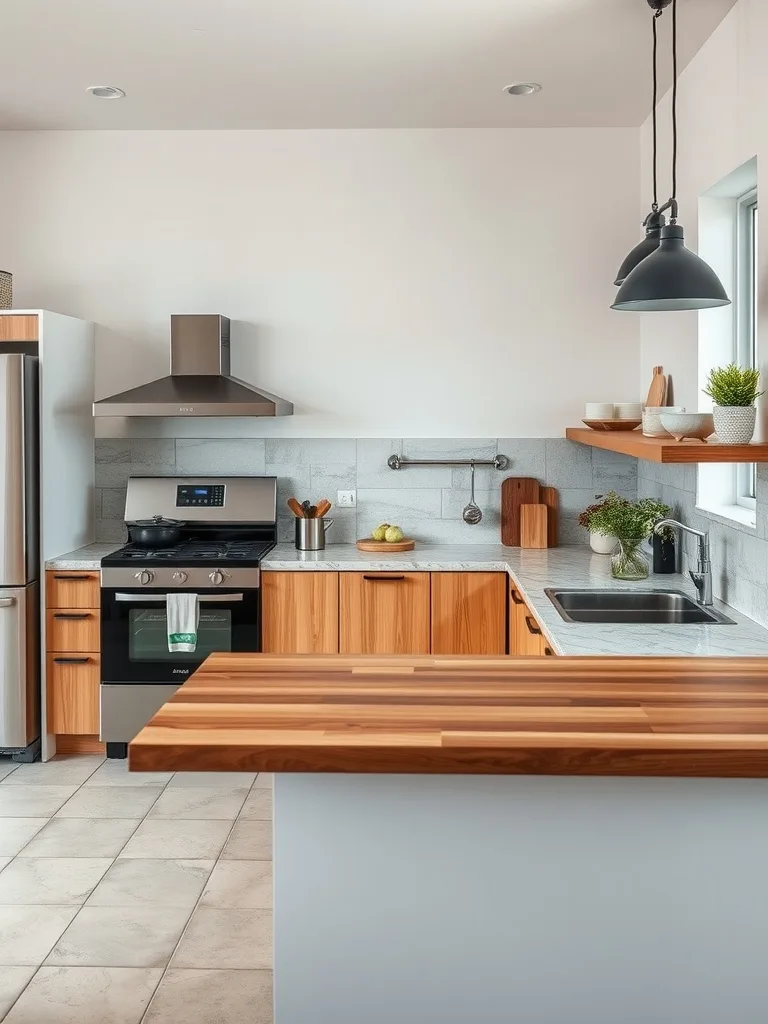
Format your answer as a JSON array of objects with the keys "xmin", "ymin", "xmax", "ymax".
[{"xmin": 129, "ymin": 652, "xmax": 768, "ymax": 778}]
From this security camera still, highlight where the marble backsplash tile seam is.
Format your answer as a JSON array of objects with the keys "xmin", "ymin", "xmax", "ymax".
[{"xmin": 95, "ymin": 437, "xmax": 636, "ymax": 548}]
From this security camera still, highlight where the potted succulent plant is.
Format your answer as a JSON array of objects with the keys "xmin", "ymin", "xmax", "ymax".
[
  {"xmin": 704, "ymin": 364, "xmax": 764, "ymax": 444},
  {"xmin": 580, "ymin": 493, "xmax": 671, "ymax": 580}
]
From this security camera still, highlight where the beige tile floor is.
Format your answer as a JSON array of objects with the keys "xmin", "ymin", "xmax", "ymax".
[{"xmin": 0, "ymin": 754, "xmax": 273, "ymax": 1023}]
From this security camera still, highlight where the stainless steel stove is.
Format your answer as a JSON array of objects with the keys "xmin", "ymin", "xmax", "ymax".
[{"xmin": 100, "ymin": 475, "xmax": 277, "ymax": 758}]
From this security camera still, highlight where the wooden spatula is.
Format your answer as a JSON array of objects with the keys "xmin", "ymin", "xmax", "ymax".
[
  {"xmin": 287, "ymin": 498, "xmax": 305, "ymax": 518},
  {"xmin": 645, "ymin": 365, "xmax": 667, "ymax": 408},
  {"xmin": 315, "ymin": 499, "xmax": 332, "ymax": 518}
]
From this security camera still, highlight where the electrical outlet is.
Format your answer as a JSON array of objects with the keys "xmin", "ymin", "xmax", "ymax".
[{"xmin": 337, "ymin": 490, "xmax": 356, "ymax": 508}]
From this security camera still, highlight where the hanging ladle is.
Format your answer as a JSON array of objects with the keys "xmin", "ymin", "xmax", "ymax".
[{"xmin": 462, "ymin": 460, "xmax": 483, "ymax": 525}]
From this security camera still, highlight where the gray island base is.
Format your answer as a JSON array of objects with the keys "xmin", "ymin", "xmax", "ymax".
[{"xmin": 274, "ymin": 773, "xmax": 768, "ymax": 1024}]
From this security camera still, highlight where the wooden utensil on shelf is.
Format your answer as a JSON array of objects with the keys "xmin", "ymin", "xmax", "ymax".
[
  {"xmin": 501, "ymin": 477, "xmax": 541, "ymax": 546},
  {"xmin": 520, "ymin": 504, "xmax": 548, "ymax": 549},
  {"xmin": 287, "ymin": 498, "xmax": 305, "ymax": 518},
  {"xmin": 315, "ymin": 499, "xmax": 332, "ymax": 518},
  {"xmin": 541, "ymin": 486, "xmax": 559, "ymax": 547},
  {"xmin": 645, "ymin": 366, "xmax": 667, "ymax": 409}
]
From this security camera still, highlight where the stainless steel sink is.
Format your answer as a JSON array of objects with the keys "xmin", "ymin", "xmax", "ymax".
[{"xmin": 544, "ymin": 588, "xmax": 735, "ymax": 625}]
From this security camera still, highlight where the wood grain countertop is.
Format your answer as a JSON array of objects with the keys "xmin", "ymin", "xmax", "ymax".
[{"xmin": 128, "ymin": 653, "xmax": 768, "ymax": 778}]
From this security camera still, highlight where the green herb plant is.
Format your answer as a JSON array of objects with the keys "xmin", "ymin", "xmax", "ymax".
[
  {"xmin": 579, "ymin": 492, "xmax": 671, "ymax": 541},
  {"xmin": 704, "ymin": 364, "xmax": 764, "ymax": 407}
]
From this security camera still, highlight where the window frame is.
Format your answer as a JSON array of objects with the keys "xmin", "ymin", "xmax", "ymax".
[{"xmin": 735, "ymin": 187, "xmax": 758, "ymax": 512}]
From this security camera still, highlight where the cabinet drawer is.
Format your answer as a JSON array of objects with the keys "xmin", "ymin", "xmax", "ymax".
[
  {"xmin": 46, "ymin": 609, "xmax": 100, "ymax": 652},
  {"xmin": 46, "ymin": 570, "xmax": 100, "ymax": 610},
  {"xmin": 509, "ymin": 586, "xmax": 548, "ymax": 656},
  {"xmin": 47, "ymin": 654, "xmax": 100, "ymax": 734},
  {"xmin": 340, "ymin": 572, "xmax": 431, "ymax": 655}
]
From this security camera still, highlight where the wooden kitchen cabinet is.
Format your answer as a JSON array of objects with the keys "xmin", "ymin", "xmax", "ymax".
[
  {"xmin": 340, "ymin": 572, "xmax": 431, "ymax": 655},
  {"xmin": 46, "ymin": 608, "xmax": 100, "ymax": 653},
  {"xmin": 509, "ymin": 584, "xmax": 550, "ymax": 655},
  {"xmin": 46, "ymin": 569, "xmax": 100, "ymax": 609},
  {"xmin": 431, "ymin": 572, "xmax": 506, "ymax": 655},
  {"xmin": 47, "ymin": 654, "xmax": 100, "ymax": 734},
  {"xmin": 262, "ymin": 572, "xmax": 339, "ymax": 654},
  {"xmin": 45, "ymin": 569, "xmax": 102, "ymax": 746}
]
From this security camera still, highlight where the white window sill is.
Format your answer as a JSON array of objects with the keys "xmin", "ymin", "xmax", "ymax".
[{"xmin": 696, "ymin": 502, "xmax": 757, "ymax": 530}]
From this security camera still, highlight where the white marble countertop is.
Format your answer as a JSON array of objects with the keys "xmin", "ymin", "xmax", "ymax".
[
  {"xmin": 44, "ymin": 541, "xmax": 768, "ymax": 657},
  {"xmin": 45, "ymin": 543, "xmax": 122, "ymax": 570},
  {"xmin": 263, "ymin": 543, "xmax": 768, "ymax": 658}
]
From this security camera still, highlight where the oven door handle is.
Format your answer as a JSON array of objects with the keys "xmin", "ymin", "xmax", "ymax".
[{"xmin": 113, "ymin": 593, "xmax": 245, "ymax": 603}]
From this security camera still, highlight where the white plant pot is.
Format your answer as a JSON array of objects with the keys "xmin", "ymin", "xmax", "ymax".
[
  {"xmin": 713, "ymin": 405, "xmax": 757, "ymax": 444},
  {"xmin": 590, "ymin": 532, "xmax": 618, "ymax": 554}
]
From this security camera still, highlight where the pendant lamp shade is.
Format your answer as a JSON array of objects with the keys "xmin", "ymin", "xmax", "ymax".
[
  {"xmin": 612, "ymin": 224, "xmax": 730, "ymax": 311},
  {"xmin": 614, "ymin": 211, "xmax": 664, "ymax": 286}
]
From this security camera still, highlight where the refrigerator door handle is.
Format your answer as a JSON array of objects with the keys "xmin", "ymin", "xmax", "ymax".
[{"xmin": 0, "ymin": 598, "xmax": 15, "ymax": 607}]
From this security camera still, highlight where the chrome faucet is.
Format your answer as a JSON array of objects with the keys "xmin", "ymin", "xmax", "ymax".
[{"xmin": 654, "ymin": 518, "xmax": 713, "ymax": 607}]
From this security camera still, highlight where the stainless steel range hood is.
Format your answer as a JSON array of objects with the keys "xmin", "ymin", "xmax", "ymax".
[{"xmin": 93, "ymin": 315, "xmax": 293, "ymax": 417}]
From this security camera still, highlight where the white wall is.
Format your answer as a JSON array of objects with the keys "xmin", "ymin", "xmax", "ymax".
[
  {"xmin": 639, "ymin": 0, "xmax": 766, "ymax": 419},
  {"xmin": 0, "ymin": 128, "xmax": 639, "ymax": 438}
]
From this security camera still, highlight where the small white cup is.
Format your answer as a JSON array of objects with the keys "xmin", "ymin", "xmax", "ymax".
[
  {"xmin": 614, "ymin": 403, "xmax": 642, "ymax": 420},
  {"xmin": 585, "ymin": 403, "xmax": 615, "ymax": 420}
]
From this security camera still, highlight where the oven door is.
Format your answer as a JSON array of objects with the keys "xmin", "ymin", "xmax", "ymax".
[{"xmin": 101, "ymin": 587, "xmax": 260, "ymax": 684}]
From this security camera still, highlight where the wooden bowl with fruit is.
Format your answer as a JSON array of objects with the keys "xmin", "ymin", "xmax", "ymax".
[{"xmin": 356, "ymin": 523, "xmax": 415, "ymax": 552}]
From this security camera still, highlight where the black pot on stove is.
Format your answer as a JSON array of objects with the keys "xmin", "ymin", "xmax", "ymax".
[{"xmin": 127, "ymin": 515, "xmax": 186, "ymax": 548}]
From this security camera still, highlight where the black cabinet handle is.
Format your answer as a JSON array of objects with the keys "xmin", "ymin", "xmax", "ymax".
[
  {"xmin": 543, "ymin": 647, "xmax": 554, "ymax": 656},
  {"xmin": 52, "ymin": 657, "xmax": 90, "ymax": 664},
  {"xmin": 53, "ymin": 613, "xmax": 91, "ymax": 620},
  {"xmin": 53, "ymin": 574, "xmax": 96, "ymax": 580},
  {"xmin": 510, "ymin": 589, "xmax": 525, "ymax": 605},
  {"xmin": 525, "ymin": 616, "xmax": 542, "ymax": 636},
  {"xmin": 363, "ymin": 574, "xmax": 406, "ymax": 581}
]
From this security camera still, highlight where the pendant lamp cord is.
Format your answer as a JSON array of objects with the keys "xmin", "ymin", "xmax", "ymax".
[
  {"xmin": 651, "ymin": 9, "xmax": 661, "ymax": 212},
  {"xmin": 670, "ymin": 0, "xmax": 678, "ymax": 217}
]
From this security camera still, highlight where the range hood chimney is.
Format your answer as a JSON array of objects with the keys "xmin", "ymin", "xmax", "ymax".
[{"xmin": 93, "ymin": 315, "xmax": 293, "ymax": 418}]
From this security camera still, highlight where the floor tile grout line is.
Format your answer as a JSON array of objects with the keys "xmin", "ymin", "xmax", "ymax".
[
  {"xmin": 0, "ymin": 765, "xmax": 269, "ymax": 1021},
  {"xmin": 138, "ymin": 813, "xmax": 243, "ymax": 1023}
]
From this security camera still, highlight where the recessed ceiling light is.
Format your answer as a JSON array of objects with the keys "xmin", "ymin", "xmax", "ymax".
[
  {"xmin": 504, "ymin": 82, "xmax": 542, "ymax": 97},
  {"xmin": 86, "ymin": 86, "xmax": 125, "ymax": 100}
]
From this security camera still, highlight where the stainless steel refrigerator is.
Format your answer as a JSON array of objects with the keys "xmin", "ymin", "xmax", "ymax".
[{"xmin": 0, "ymin": 349, "xmax": 40, "ymax": 756}]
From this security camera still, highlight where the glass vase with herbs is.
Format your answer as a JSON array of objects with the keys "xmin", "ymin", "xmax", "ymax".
[{"xmin": 579, "ymin": 493, "xmax": 671, "ymax": 581}]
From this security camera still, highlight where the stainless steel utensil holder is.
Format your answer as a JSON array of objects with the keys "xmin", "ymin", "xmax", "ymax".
[{"xmin": 295, "ymin": 517, "xmax": 334, "ymax": 551}]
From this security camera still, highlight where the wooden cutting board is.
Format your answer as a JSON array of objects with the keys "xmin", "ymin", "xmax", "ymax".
[
  {"xmin": 520, "ymin": 504, "xmax": 548, "ymax": 549},
  {"xmin": 501, "ymin": 477, "xmax": 541, "ymax": 546},
  {"xmin": 541, "ymin": 486, "xmax": 559, "ymax": 547},
  {"xmin": 645, "ymin": 365, "xmax": 667, "ymax": 408}
]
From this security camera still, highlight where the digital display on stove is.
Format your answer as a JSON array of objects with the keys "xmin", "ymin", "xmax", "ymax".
[{"xmin": 176, "ymin": 483, "xmax": 225, "ymax": 507}]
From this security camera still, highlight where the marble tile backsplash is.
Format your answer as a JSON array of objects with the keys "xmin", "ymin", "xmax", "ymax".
[
  {"xmin": 94, "ymin": 438, "xmax": 637, "ymax": 548},
  {"xmin": 637, "ymin": 461, "xmax": 768, "ymax": 629}
]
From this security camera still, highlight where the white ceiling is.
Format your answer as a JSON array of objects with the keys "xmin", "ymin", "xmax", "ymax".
[{"xmin": 0, "ymin": 0, "xmax": 737, "ymax": 130}]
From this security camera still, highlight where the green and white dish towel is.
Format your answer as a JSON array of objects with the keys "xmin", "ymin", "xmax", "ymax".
[{"xmin": 167, "ymin": 593, "xmax": 199, "ymax": 652}]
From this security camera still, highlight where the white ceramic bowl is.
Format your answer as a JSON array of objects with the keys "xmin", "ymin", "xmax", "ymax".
[
  {"xmin": 585, "ymin": 402, "xmax": 615, "ymax": 419},
  {"xmin": 642, "ymin": 406, "xmax": 685, "ymax": 437},
  {"xmin": 659, "ymin": 412, "xmax": 714, "ymax": 442},
  {"xmin": 614, "ymin": 402, "xmax": 643, "ymax": 420}
]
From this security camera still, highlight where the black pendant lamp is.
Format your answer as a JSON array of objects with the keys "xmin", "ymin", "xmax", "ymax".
[
  {"xmin": 612, "ymin": 0, "xmax": 730, "ymax": 311},
  {"xmin": 614, "ymin": 1, "xmax": 667, "ymax": 286}
]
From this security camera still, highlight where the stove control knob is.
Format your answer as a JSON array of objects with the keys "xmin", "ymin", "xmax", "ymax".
[
  {"xmin": 209, "ymin": 569, "xmax": 228, "ymax": 586},
  {"xmin": 134, "ymin": 570, "xmax": 155, "ymax": 586},
  {"xmin": 173, "ymin": 571, "xmax": 188, "ymax": 585}
]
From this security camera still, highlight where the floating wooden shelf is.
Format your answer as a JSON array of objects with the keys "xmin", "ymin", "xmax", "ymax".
[{"xmin": 565, "ymin": 427, "xmax": 768, "ymax": 464}]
